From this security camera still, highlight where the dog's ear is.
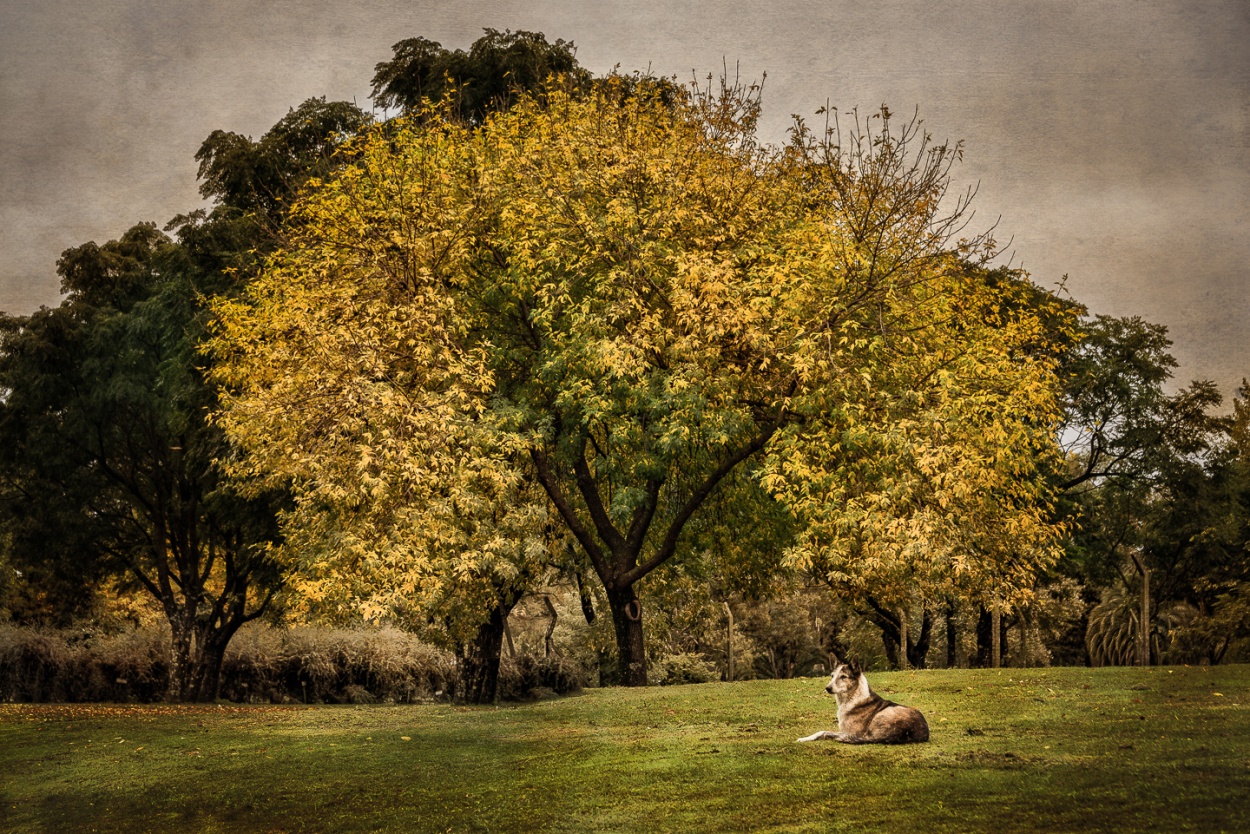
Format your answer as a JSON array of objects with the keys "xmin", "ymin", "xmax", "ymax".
[{"xmin": 846, "ymin": 658, "xmax": 862, "ymax": 678}]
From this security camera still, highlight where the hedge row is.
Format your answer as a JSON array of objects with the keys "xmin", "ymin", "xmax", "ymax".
[{"xmin": 0, "ymin": 623, "xmax": 586, "ymax": 704}]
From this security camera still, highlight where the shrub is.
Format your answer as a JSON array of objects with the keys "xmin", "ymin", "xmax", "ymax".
[
  {"xmin": 652, "ymin": 652, "xmax": 719, "ymax": 685},
  {"xmin": 0, "ymin": 623, "xmax": 456, "ymax": 704},
  {"xmin": 220, "ymin": 625, "xmax": 457, "ymax": 704},
  {"xmin": 0, "ymin": 625, "xmax": 72, "ymax": 702},
  {"xmin": 0, "ymin": 624, "xmax": 169, "ymax": 702},
  {"xmin": 498, "ymin": 651, "xmax": 585, "ymax": 700}
]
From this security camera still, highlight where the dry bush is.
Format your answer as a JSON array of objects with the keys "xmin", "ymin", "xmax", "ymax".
[
  {"xmin": 0, "ymin": 624, "xmax": 169, "ymax": 702},
  {"xmin": 497, "ymin": 651, "xmax": 585, "ymax": 699},
  {"xmin": 0, "ymin": 623, "xmax": 456, "ymax": 703},
  {"xmin": 651, "ymin": 652, "xmax": 719, "ymax": 685},
  {"xmin": 220, "ymin": 624, "xmax": 457, "ymax": 704}
]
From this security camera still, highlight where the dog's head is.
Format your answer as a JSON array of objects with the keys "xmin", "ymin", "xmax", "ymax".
[{"xmin": 825, "ymin": 659, "xmax": 863, "ymax": 697}]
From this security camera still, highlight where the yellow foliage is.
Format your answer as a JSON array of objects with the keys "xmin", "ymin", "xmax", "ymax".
[{"xmin": 209, "ymin": 77, "xmax": 1072, "ymax": 636}]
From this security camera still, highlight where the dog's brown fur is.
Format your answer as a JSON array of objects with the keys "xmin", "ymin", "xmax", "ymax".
[{"xmin": 797, "ymin": 659, "xmax": 929, "ymax": 744}]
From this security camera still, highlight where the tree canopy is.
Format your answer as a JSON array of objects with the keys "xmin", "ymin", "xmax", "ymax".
[
  {"xmin": 370, "ymin": 29, "xmax": 586, "ymax": 121},
  {"xmin": 211, "ymin": 77, "xmax": 1071, "ymax": 686}
]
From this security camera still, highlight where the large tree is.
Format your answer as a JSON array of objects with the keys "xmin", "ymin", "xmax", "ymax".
[
  {"xmin": 212, "ymin": 79, "xmax": 1069, "ymax": 685},
  {"xmin": 0, "ymin": 94, "xmax": 371, "ymax": 700}
]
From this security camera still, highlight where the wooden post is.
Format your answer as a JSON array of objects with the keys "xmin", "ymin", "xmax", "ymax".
[
  {"xmin": 991, "ymin": 605, "xmax": 1002, "ymax": 669},
  {"xmin": 898, "ymin": 607, "xmax": 910, "ymax": 670},
  {"xmin": 543, "ymin": 596, "xmax": 558, "ymax": 658},
  {"xmin": 1130, "ymin": 552, "xmax": 1151, "ymax": 666}
]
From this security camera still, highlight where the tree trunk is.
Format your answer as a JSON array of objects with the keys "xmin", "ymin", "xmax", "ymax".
[
  {"xmin": 975, "ymin": 606, "xmax": 992, "ymax": 668},
  {"xmin": 575, "ymin": 570, "xmax": 597, "ymax": 625},
  {"xmin": 458, "ymin": 604, "xmax": 509, "ymax": 704},
  {"xmin": 165, "ymin": 610, "xmax": 239, "ymax": 703},
  {"xmin": 543, "ymin": 596, "xmax": 558, "ymax": 658},
  {"xmin": 906, "ymin": 607, "xmax": 932, "ymax": 669},
  {"xmin": 189, "ymin": 640, "xmax": 228, "ymax": 703},
  {"xmin": 864, "ymin": 598, "xmax": 901, "ymax": 668},
  {"xmin": 607, "ymin": 586, "xmax": 647, "ymax": 686},
  {"xmin": 166, "ymin": 618, "xmax": 195, "ymax": 702},
  {"xmin": 864, "ymin": 599, "xmax": 929, "ymax": 670}
]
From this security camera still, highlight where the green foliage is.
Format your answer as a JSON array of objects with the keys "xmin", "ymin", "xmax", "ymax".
[
  {"xmin": 194, "ymin": 98, "xmax": 371, "ymax": 229},
  {"xmin": 1058, "ymin": 314, "xmax": 1250, "ymax": 666},
  {"xmin": 370, "ymin": 29, "xmax": 586, "ymax": 121}
]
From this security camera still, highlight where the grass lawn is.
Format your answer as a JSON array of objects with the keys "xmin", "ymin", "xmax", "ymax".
[{"xmin": 2, "ymin": 665, "xmax": 1248, "ymax": 833}]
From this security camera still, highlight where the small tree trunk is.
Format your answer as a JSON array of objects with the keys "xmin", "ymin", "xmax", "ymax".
[
  {"xmin": 878, "ymin": 625, "xmax": 900, "ymax": 669},
  {"xmin": 543, "ymin": 596, "xmax": 558, "ymax": 658},
  {"xmin": 975, "ymin": 606, "xmax": 992, "ymax": 668},
  {"xmin": 503, "ymin": 621, "xmax": 516, "ymax": 657},
  {"xmin": 575, "ymin": 570, "xmax": 596, "ymax": 625},
  {"xmin": 607, "ymin": 586, "xmax": 647, "ymax": 686},
  {"xmin": 864, "ymin": 598, "xmax": 900, "ymax": 668},
  {"xmin": 905, "ymin": 607, "xmax": 932, "ymax": 669},
  {"xmin": 724, "ymin": 602, "xmax": 734, "ymax": 682}
]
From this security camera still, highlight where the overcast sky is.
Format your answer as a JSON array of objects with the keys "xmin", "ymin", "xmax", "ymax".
[{"xmin": 2, "ymin": 0, "xmax": 1247, "ymax": 395}]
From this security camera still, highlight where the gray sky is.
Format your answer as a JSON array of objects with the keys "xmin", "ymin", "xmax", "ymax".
[{"xmin": 2, "ymin": 1, "xmax": 1247, "ymax": 395}]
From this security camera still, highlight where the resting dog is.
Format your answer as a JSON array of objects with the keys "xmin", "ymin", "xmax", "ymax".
[{"xmin": 797, "ymin": 659, "xmax": 929, "ymax": 744}]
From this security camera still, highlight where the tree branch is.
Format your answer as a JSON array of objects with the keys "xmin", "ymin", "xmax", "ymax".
[
  {"xmin": 624, "ymin": 477, "xmax": 664, "ymax": 554},
  {"xmin": 571, "ymin": 435, "xmax": 626, "ymax": 557},
  {"xmin": 621, "ymin": 422, "xmax": 779, "ymax": 586},
  {"xmin": 530, "ymin": 447, "xmax": 611, "ymax": 582}
]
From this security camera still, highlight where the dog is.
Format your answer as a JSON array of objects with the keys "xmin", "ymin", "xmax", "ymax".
[{"xmin": 797, "ymin": 659, "xmax": 929, "ymax": 744}]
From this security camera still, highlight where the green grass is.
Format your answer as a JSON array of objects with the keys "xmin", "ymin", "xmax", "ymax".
[{"xmin": 2, "ymin": 666, "xmax": 1248, "ymax": 833}]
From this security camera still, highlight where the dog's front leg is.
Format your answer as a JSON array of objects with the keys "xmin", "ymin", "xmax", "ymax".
[{"xmin": 797, "ymin": 731, "xmax": 841, "ymax": 742}]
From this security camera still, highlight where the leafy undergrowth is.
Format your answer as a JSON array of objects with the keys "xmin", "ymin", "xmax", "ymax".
[{"xmin": 2, "ymin": 666, "xmax": 1247, "ymax": 833}]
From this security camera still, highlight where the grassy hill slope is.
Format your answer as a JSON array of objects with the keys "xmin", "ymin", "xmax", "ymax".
[{"xmin": 2, "ymin": 665, "xmax": 1247, "ymax": 832}]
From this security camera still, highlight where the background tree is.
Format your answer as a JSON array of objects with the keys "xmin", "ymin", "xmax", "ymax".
[
  {"xmin": 782, "ymin": 259, "xmax": 1073, "ymax": 669},
  {"xmin": 371, "ymin": 29, "xmax": 587, "ymax": 122},
  {"xmin": 1059, "ymin": 315, "xmax": 1229, "ymax": 665},
  {"xmin": 180, "ymin": 97, "xmax": 371, "ymax": 275},
  {"xmin": 0, "ymin": 224, "xmax": 285, "ymax": 701},
  {"xmin": 0, "ymin": 84, "xmax": 370, "ymax": 699}
]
